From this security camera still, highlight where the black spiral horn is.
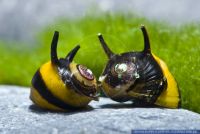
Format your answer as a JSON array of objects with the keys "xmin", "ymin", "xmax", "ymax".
[
  {"xmin": 98, "ymin": 33, "xmax": 115, "ymax": 58},
  {"xmin": 51, "ymin": 31, "xmax": 60, "ymax": 66},
  {"xmin": 65, "ymin": 45, "xmax": 80, "ymax": 62},
  {"xmin": 141, "ymin": 25, "xmax": 151, "ymax": 53}
]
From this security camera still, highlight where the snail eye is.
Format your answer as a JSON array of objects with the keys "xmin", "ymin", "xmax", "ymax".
[{"xmin": 77, "ymin": 64, "xmax": 94, "ymax": 80}]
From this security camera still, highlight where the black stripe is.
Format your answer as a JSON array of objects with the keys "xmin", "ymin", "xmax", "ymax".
[
  {"xmin": 176, "ymin": 80, "xmax": 182, "ymax": 108},
  {"xmin": 31, "ymin": 70, "xmax": 80, "ymax": 110},
  {"xmin": 70, "ymin": 76, "xmax": 97, "ymax": 97}
]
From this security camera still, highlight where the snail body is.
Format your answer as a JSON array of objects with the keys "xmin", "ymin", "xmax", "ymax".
[
  {"xmin": 98, "ymin": 25, "xmax": 181, "ymax": 108},
  {"xmin": 30, "ymin": 31, "xmax": 98, "ymax": 111}
]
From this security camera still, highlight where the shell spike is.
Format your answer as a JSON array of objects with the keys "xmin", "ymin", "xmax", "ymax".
[
  {"xmin": 65, "ymin": 45, "xmax": 80, "ymax": 62},
  {"xmin": 51, "ymin": 31, "xmax": 60, "ymax": 66},
  {"xmin": 140, "ymin": 25, "xmax": 151, "ymax": 53},
  {"xmin": 98, "ymin": 33, "xmax": 114, "ymax": 58}
]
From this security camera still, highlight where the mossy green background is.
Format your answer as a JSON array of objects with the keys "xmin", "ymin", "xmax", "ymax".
[{"xmin": 0, "ymin": 14, "xmax": 199, "ymax": 113}]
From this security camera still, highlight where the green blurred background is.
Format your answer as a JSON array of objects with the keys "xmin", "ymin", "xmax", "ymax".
[{"xmin": 0, "ymin": 1, "xmax": 200, "ymax": 113}]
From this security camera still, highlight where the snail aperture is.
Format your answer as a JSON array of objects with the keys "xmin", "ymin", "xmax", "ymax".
[{"xmin": 98, "ymin": 25, "xmax": 181, "ymax": 108}]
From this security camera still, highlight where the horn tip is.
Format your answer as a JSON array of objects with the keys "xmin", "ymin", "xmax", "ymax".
[
  {"xmin": 98, "ymin": 33, "xmax": 102, "ymax": 36},
  {"xmin": 98, "ymin": 33, "xmax": 103, "ymax": 38},
  {"xmin": 54, "ymin": 31, "xmax": 59, "ymax": 35},
  {"xmin": 76, "ymin": 44, "xmax": 81, "ymax": 49},
  {"xmin": 140, "ymin": 24, "xmax": 145, "ymax": 29}
]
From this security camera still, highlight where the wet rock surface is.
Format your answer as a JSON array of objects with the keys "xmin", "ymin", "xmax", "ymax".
[{"xmin": 0, "ymin": 85, "xmax": 200, "ymax": 134}]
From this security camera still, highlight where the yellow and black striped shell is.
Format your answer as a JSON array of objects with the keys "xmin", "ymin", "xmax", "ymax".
[
  {"xmin": 98, "ymin": 25, "xmax": 181, "ymax": 108},
  {"xmin": 30, "ymin": 31, "xmax": 99, "ymax": 111}
]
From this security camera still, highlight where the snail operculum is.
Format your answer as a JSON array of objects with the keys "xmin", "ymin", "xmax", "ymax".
[{"xmin": 100, "ymin": 54, "xmax": 139, "ymax": 88}]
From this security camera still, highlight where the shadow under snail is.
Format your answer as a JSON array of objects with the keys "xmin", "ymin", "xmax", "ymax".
[
  {"xmin": 30, "ymin": 31, "xmax": 99, "ymax": 111},
  {"xmin": 98, "ymin": 25, "xmax": 181, "ymax": 108}
]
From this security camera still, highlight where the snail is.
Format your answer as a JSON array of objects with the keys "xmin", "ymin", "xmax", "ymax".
[
  {"xmin": 98, "ymin": 25, "xmax": 181, "ymax": 108},
  {"xmin": 30, "ymin": 31, "xmax": 99, "ymax": 111}
]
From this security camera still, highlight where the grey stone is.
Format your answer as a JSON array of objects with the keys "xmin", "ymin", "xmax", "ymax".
[{"xmin": 0, "ymin": 85, "xmax": 200, "ymax": 134}]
